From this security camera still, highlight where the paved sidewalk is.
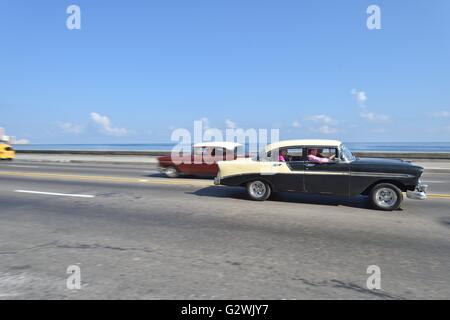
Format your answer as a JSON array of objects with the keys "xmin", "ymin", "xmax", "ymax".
[
  {"xmin": 414, "ymin": 161, "xmax": 450, "ymax": 173},
  {"xmin": 15, "ymin": 154, "xmax": 158, "ymax": 165}
]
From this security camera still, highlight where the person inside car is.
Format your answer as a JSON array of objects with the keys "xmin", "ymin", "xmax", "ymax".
[
  {"xmin": 307, "ymin": 148, "xmax": 335, "ymax": 164},
  {"xmin": 278, "ymin": 149, "xmax": 288, "ymax": 162}
]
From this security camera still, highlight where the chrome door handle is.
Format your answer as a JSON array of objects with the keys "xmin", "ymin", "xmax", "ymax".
[
  {"xmin": 305, "ymin": 163, "xmax": 316, "ymax": 168},
  {"xmin": 272, "ymin": 163, "xmax": 282, "ymax": 167}
]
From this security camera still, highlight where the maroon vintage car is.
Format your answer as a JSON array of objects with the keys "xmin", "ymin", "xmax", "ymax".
[{"xmin": 157, "ymin": 142, "xmax": 244, "ymax": 178}]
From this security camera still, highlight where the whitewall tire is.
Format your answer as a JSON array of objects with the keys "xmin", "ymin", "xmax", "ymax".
[
  {"xmin": 246, "ymin": 180, "xmax": 271, "ymax": 201},
  {"xmin": 163, "ymin": 166, "xmax": 179, "ymax": 178},
  {"xmin": 370, "ymin": 183, "xmax": 403, "ymax": 211}
]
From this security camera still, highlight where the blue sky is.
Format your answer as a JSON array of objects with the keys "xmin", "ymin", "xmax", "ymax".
[{"xmin": 0, "ymin": 0, "xmax": 449, "ymax": 144}]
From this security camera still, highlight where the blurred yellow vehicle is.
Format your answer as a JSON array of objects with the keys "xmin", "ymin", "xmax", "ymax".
[{"xmin": 0, "ymin": 143, "xmax": 15, "ymax": 160}]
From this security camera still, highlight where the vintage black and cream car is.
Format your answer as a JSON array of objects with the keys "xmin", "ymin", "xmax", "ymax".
[{"xmin": 214, "ymin": 140, "xmax": 428, "ymax": 211}]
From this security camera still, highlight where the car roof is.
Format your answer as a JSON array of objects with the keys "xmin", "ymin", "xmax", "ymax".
[
  {"xmin": 265, "ymin": 139, "xmax": 342, "ymax": 151},
  {"xmin": 193, "ymin": 142, "xmax": 243, "ymax": 150}
]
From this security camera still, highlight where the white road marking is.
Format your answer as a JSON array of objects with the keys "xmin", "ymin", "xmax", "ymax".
[
  {"xmin": 6, "ymin": 165, "xmax": 40, "ymax": 168},
  {"xmin": 14, "ymin": 190, "xmax": 95, "ymax": 198}
]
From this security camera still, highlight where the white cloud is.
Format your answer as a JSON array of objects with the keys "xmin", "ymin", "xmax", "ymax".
[
  {"xmin": 317, "ymin": 125, "xmax": 337, "ymax": 134},
  {"xmin": 351, "ymin": 89, "xmax": 391, "ymax": 123},
  {"xmin": 58, "ymin": 122, "xmax": 84, "ymax": 134},
  {"xmin": 0, "ymin": 128, "xmax": 30, "ymax": 144},
  {"xmin": 371, "ymin": 128, "xmax": 387, "ymax": 133},
  {"xmin": 430, "ymin": 111, "xmax": 450, "ymax": 118},
  {"xmin": 351, "ymin": 89, "xmax": 367, "ymax": 106},
  {"xmin": 305, "ymin": 114, "xmax": 338, "ymax": 134},
  {"xmin": 90, "ymin": 112, "xmax": 128, "ymax": 137},
  {"xmin": 306, "ymin": 114, "xmax": 334, "ymax": 124},
  {"xmin": 14, "ymin": 138, "xmax": 30, "ymax": 145},
  {"xmin": 292, "ymin": 121, "xmax": 300, "ymax": 128},
  {"xmin": 225, "ymin": 119, "xmax": 237, "ymax": 129},
  {"xmin": 360, "ymin": 112, "xmax": 390, "ymax": 123}
]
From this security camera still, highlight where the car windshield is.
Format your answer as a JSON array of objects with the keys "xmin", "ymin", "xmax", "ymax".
[{"xmin": 341, "ymin": 144, "xmax": 356, "ymax": 162}]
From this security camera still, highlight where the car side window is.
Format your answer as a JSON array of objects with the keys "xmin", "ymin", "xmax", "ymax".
[
  {"xmin": 285, "ymin": 147, "xmax": 303, "ymax": 162},
  {"xmin": 193, "ymin": 147, "xmax": 203, "ymax": 156},
  {"xmin": 212, "ymin": 148, "xmax": 226, "ymax": 160},
  {"xmin": 203, "ymin": 147, "xmax": 227, "ymax": 162},
  {"xmin": 319, "ymin": 148, "xmax": 337, "ymax": 159},
  {"xmin": 306, "ymin": 147, "xmax": 338, "ymax": 162},
  {"xmin": 267, "ymin": 147, "xmax": 304, "ymax": 162}
]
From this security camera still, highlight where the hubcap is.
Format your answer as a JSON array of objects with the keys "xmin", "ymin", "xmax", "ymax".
[
  {"xmin": 165, "ymin": 167, "xmax": 177, "ymax": 177},
  {"xmin": 375, "ymin": 188, "xmax": 397, "ymax": 208},
  {"xmin": 249, "ymin": 181, "xmax": 267, "ymax": 198}
]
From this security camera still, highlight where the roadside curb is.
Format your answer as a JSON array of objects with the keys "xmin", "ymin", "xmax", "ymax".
[
  {"xmin": 423, "ymin": 168, "xmax": 450, "ymax": 174},
  {"xmin": 14, "ymin": 159, "xmax": 158, "ymax": 166},
  {"xmin": 70, "ymin": 160, "xmax": 158, "ymax": 166}
]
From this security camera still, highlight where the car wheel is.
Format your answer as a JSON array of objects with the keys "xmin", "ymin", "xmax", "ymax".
[
  {"xmin": 163, "ymin": 166, "xmax": 179, "ymax": 178},
  {"xmin": 370, "ymin": 183, "xmax": 403, "ymax": 211},
  {"xmin": 246, "ymin": 180, "xmax": 271, "ymax": 201}
]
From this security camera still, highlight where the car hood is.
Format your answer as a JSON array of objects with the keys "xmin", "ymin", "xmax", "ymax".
[
  {"xmin": 354, "ymin": 157, "xmax": 409, "ymax": 165},
  {"xmin": 352, "ymin": 157, "xmax": 423, "ymax": 172}
]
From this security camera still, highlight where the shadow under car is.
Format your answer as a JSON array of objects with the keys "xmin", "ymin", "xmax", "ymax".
[{"xmin": 187, "ymin": 186, "xmax": 385, "ymax": 210}]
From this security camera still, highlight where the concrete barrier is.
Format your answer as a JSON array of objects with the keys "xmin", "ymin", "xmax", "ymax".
[
  {"xmin": 15, "ymin": 149, "xmax": 450, "ymax": 159},
  {"xmin": 353, "ymin": 152, "xmax": 450, "ymax": 160},
  {"xmin": 16, "ymin": 150, "xmax": 171, "ymax": 156}
]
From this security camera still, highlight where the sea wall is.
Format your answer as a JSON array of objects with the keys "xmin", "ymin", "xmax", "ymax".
[{"xmin": 15, "ymin": 149, "xmax": 450, "ymax": 160}]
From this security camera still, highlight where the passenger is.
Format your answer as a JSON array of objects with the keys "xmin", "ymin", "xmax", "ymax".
[
  {"xmin": 278, "ymin": 149, "xmax": 288, "ymax": 162},
  {"xmin": 307, "ymin": 148, "xmax": 335, "ymax": 164}
]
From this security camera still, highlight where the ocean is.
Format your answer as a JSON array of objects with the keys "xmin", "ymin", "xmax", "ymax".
[{"xmin": 12, "ymin": 142, "xmax": 450, "ymax": 152}]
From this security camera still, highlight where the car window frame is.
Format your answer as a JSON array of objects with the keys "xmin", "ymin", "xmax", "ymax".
[
  {"xmin": 304, "ymin": 146, "xmax": 340, "ymax": 164},
  {"xmin": 267, "ymin": 145, "xmax": 306, "ymax": 162}
]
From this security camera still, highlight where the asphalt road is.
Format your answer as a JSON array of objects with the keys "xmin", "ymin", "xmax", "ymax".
[{"xmin": 0, "ymin": 160, "xmax": 449, "ymax": 299}]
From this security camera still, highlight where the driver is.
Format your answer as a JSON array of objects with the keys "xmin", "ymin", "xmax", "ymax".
[{"xmin": 307, "ymin": 148, "xmax": 336, "ymax": 164}]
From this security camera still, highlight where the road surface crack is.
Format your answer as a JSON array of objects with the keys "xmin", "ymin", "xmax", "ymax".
[
  {"xmin": 0, "ymin": 241, "xmax": 58, "ymax": 255},
  {"xmin": 55, "ymin": 243, "xmax": 154, "ymax": 253},
  {"xmin": 0, "ymin": 241, "xmax": 154, "ymax": 255},
  {"xmin": 292, "ymin": 277, "xmax": 405, "ymax": 299}
]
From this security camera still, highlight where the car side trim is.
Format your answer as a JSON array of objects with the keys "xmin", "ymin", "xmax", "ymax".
[
  {"xmin": 220, "ymin": 171, "xmax": 414, "ymax": 178},
  {"xmin": 351, "ymin": 172, "xmax": 415, "ymax": 178}
]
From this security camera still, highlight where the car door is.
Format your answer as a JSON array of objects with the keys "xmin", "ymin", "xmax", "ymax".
[
  {"xmin": 270, "ymin": 146, "xmax": 305, "ymax": 192},
  {"xmin": 201, "ymin": 147, "xmax": 221, "ymax": 176},
  {"xmin": 304, "ymin": 147, "xmax": 350, "ymax": 195},
  {"xmin": 187, "ymin": 147, "xmax": 220, "ymax": 176},
  {"xmin": 177, "ymin": 147, "xmax": 202, "ymax": 175}
]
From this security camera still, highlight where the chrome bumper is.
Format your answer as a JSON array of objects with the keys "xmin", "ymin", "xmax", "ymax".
[{"xmin": 407, "ymin": 183, "xmax": 428, "ymax": 200}]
